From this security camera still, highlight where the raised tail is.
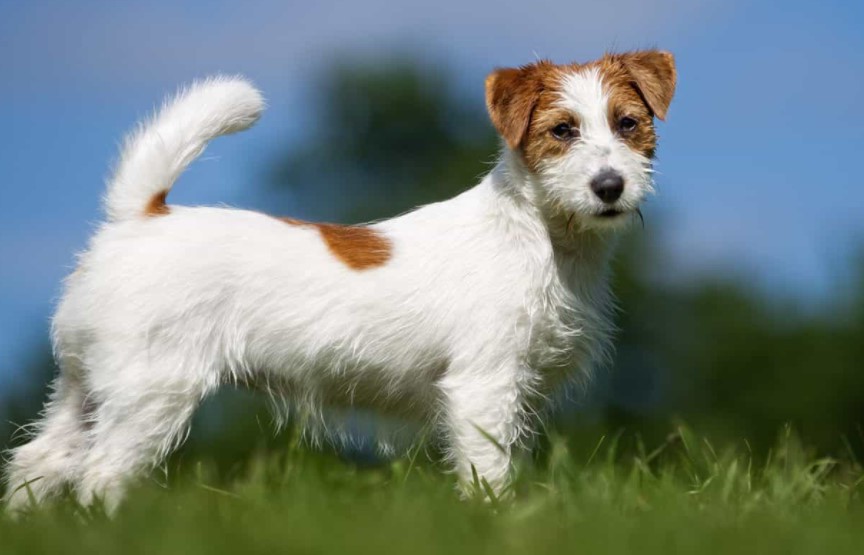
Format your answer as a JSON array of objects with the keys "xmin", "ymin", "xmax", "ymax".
[{"xmin": 103, "ymin": 75, "xmax": 264, "ymax": 222}]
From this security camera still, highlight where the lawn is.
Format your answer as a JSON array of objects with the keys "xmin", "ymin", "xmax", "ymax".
[{"xmin": 2, "ymin": 426, "xmax": 862, "ymax": 554}]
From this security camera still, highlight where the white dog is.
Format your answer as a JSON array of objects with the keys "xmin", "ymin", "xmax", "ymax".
[{"xmin": 4, "ymin": 50, "xmax": 675, "ymax": 513}]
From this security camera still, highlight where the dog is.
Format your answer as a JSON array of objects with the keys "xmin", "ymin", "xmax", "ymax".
[{"xmin": 4, "ymin": 50, "xmax": 675, "ymax": 514}]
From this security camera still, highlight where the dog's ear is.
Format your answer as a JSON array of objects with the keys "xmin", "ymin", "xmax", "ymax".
[
  {"xmin": 618, "ymin": 50, "xmax": 676, "ymax": 120},
  {"xmin": 485, "ymin": 64, "xmax": 544, "ymax": 150}
]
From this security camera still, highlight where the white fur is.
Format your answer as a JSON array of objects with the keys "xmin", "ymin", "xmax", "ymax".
[
  {"xmin": 4, "ymin": 70, "xmax": 650, "ymax": 514},
  {"xmin": 105, "ymin": 76, "xmax": 264, "ymax": 222}
]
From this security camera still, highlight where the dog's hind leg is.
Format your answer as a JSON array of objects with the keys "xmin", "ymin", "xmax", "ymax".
[
  {"xmin": 4, "ymin": 365, "xmax": 91, "ymax": 514},
  {"xmin": 74, "ymin": 353, "xmax": 216, "ymax": 514}
]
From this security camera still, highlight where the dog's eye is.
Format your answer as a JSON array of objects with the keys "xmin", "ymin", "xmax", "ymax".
[
  {"xmin": 618, "ymin": 116, "xmax": 638, "ymax": 133},
  {"xmin": 551, "ymin": 123, "xmax": 577, "ymax": 140}
]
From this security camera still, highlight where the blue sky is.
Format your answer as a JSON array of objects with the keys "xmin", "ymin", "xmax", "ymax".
[{"xmin": 1, "ymin": 0, "xmax": 863, "ymax": 389}]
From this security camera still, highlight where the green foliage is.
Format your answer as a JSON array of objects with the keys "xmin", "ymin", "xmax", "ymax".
[
  {"xmin": 2, "ymin": 428, "xmax": 863, "ymax": 554},
  {"xmin": 607, "ymin": 231, "xmax": 864, "ymax": 454}
]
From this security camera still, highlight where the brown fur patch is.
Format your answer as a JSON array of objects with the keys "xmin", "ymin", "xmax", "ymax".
[
  {"xmin": 145, "ymin": 190, "xmax": 170, "ymax": 216},
  {"xmin": 521, "ymin": 71, "xmax": 574, "ymax": 170},
  {"xmin": 279, "ymin": 217, "xmax": 392, "ymax": 270},
  {"xmin": 486, "ymin": 61, "xmax": 560, "ymax": 151},
  {"xmin": 596, "ymin": 58, "xmax": 661, "ymax": 159},
  {"xmin": 485, "ymin": 50, "xmax": 676, "ymax": 169},
  {"xmin": 609, "ymin": 51, "xmax": 676, "ymax": 121}
]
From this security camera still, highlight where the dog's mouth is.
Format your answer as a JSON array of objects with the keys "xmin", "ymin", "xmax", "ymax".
[
  {"xmin": 566, "ymin": 207, "xmax": 644, "ymax": 233},
  {"xmin": 593, "ymin": 207, "xmax": 646, "ymax": 229},
  {"xmin": 596, "ymin": 208, "xmax": 625, "ymax": 218}
]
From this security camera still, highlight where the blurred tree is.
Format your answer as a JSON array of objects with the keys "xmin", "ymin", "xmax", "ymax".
[
  {"xmin": 0, "ymin": 339, "xmax": 55, "ymax": 452},
  {"xmin": 607, "ymin": 234, "xmax": 864, "ymax": 454},
  {"xmin": 269, "ymin": 58, "xmax": 498, "ymax": 222}
]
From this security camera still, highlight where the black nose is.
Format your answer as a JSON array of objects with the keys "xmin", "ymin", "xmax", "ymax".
[{"xmin": 590, "ymin": 170, "xmax": 625, "ymax": 203}]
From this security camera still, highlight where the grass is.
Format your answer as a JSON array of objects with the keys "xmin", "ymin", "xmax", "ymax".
[{"xmin": 2, "ymin": 425, "xmax": 863, "ymax": 554}]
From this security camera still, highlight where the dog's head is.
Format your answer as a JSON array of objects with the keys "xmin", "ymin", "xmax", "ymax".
[{"xmin": 486, "ymin": 50, "xmax": 676, "ymax": 233}]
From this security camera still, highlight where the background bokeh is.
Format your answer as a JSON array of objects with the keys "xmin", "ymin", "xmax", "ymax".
[{"xmin": 1, "ymin": 0, "xmax": 863, "ymax": 465}]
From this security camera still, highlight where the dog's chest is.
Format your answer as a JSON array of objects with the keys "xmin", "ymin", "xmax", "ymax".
[{"xmin": 522, "ymin": 256, "xmax": 613, "ymax": 382}]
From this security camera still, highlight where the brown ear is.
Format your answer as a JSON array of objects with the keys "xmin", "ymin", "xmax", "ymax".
[
  {"xmin": 485, "ymin": 65, "xmax": 542, "ymax": 150},
  {"xmin": 619, "ymin": 50, "xmax": 676, "ymax": 120}
]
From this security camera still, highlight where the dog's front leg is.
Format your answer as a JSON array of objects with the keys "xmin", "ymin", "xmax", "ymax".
[{"xmin": 437, "ymin": 357, "xmax": 531, "ymax": 498}]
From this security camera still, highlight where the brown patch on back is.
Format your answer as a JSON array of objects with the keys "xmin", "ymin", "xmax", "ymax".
[
  {"xmin": 145, "ymin": 190, "xmax": 170, "ymax": 217},
  {"xmin": 278, "ymin": 217, "xmax": 392, "ymax": 270},
  {"xmin": 316, "ymin": 223, "xmax": 392, "ymax": 270}
]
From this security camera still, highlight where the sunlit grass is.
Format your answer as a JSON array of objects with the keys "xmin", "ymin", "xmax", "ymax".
[{"xmin": 2, "ymin": 425, "xmax": 863, "ymax": 554}]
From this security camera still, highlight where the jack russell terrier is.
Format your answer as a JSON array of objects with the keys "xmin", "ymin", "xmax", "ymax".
[{"xmin": 5, "ymin": 49, "xmax": 675, "ymax": 513}]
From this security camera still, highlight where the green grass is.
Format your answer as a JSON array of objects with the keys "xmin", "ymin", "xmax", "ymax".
[{"xmin": 2, "ymin": 426, "xmax": 863, "ymax": 554}]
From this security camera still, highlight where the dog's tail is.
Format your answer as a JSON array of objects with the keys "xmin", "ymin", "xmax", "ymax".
[{"xmin": 103, "ymin": 75, "xmax": 264, "ymax": 222}]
